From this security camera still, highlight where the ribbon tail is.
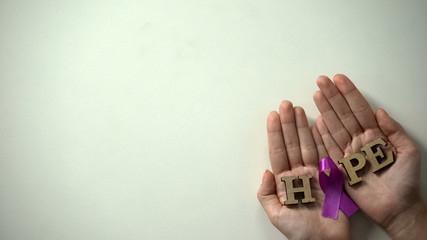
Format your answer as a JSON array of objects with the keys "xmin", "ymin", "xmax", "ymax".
[
  {"xmin": 339, "ymin": 192, "xmax": 359, "ymax": 217},
  {"xmin": 320, "ymin": 171, "xmax": 342, "ymax": 219},
  {"xmin": 322, "ymin": 190, "xmax": 341, "ymax": 219}
]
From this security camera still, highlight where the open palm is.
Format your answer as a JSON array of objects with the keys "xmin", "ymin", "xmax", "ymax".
[
  {"xmin": 313, "ymin": 74, "xmax": 423, "ymax": 232},
  {"xmin": 258, "ymin": 101, "xmax": 350, "ymax": 240}
]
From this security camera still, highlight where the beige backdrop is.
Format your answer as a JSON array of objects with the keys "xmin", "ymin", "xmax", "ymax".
[{"xmin": 1, "ymin": 1, "xmax": 426, "ymax": 239}]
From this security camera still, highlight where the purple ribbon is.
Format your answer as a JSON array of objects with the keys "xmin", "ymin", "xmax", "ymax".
[{"xmin": 319, "ymin": 157, "xmax": 358, "ymax": 219}]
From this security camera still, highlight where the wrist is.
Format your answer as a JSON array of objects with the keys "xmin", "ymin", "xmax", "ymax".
[{"xmin": 384, "ymin": 198, "xmax": 427, "ymax": 240}]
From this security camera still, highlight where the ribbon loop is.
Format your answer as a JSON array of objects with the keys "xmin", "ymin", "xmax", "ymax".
[{"xmin": 319, "ymin": 157, "xmax": 358, "ymax": 219}]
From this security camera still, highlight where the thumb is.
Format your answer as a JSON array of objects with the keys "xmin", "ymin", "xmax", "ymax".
[
  {"xmin": 375, "ymin": 108, "xmax": 419, "ymax": 156},
  {"xmin": 257, "ymin": 170, "xmax": 282, "ymax": 226}
]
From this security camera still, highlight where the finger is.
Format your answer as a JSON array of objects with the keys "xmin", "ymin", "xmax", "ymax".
[
  {"xmin": 333, "ymin": 74, "xmax": 378, "ymax": 130},
  {"xmin": 316, "ymin": 75, "xmax": 362, "ymax": 137},
  {"xmin": 311, "ymin": 125, "xmax": 328, "ymax": 160},
  {"xmin": 257, "ymin": 170, "xmax": 283, "ymax": 227},
  {"xmin": 375, "ymin": 108, "xmax": 420, "ymax": 158},
  {"xmin": 315, "ymin": 115, "xmax": 344, "ymax": 161},
  {"xmin": 267, "ymin": 111, "xmax": 290, "ymax": 174},
  {"xmin": 313, "ymin": 90, "xmax": 352, "ymax": 151},
  {"xmin": 279, "ymin": 101, "xmax": 303, "ymax": 168},
  {"xmin": 294, "ymin": 106, "xmax": 317, "ymax": 167}
]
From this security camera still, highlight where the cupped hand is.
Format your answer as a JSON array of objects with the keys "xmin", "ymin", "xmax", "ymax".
[
  {"xmin": 257, "ymin": 100, "xmax": 350, "ymax": 240},
  {"xmin": 313, "ymin": 74, "xmax": 426, "ymax": 239}
]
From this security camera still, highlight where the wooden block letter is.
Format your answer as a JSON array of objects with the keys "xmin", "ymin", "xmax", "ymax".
[
  {"xmin": 281, "ymin": 174, "xmax": 315, "ymax": 205},
  {"xmin": 339, "ymin": 153, "xmax": 366, "ymax": 186},
  {"xmin": 361, "ymin": 138, "xmax": 395, "ymax": 173}
]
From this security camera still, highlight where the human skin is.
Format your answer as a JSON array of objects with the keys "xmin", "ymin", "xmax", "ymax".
[
  {"xmin": 257, "ymin": 100, "xmax": 351, "ymax": 240},
  {"xmin": 313, "ymin": 74, "xmax": 427, "ymax": 239}
]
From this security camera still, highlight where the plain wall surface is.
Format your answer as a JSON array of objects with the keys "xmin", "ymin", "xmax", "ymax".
[{"xmin": 1, "ymin": 1, "xmax": 426, "ymax": 239}]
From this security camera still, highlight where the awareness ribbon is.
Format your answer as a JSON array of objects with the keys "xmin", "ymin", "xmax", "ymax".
[{"xmin": 319, "ymin": 157, "xmax": 358, "ymax": 219}]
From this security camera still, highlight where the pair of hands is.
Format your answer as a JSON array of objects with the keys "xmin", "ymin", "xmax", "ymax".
[{"xmin": 257, "ymin": 74, "xmax": 427, "ymax": 240}]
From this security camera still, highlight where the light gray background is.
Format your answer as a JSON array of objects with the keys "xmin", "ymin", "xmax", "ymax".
[{"xmin": 1, "ymin": 1, "xmax": 426, "ymax": 239}]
